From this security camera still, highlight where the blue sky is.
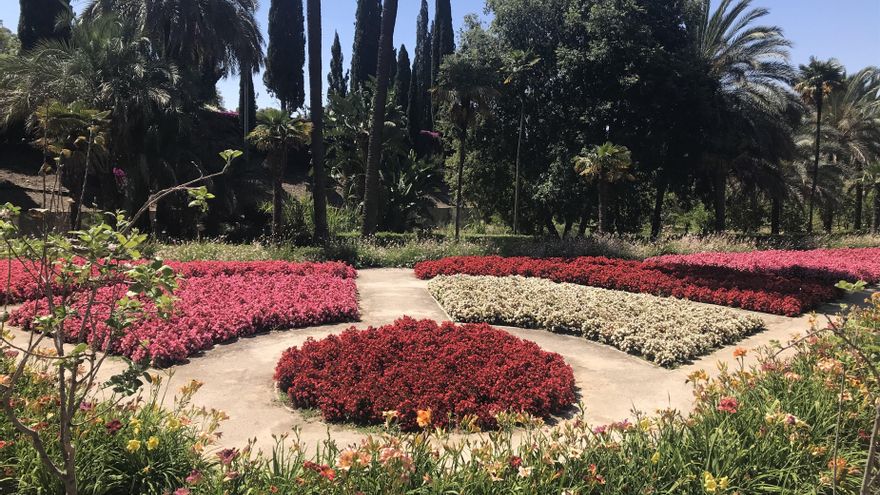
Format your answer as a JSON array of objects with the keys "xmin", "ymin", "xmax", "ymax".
[{"xmin": 1, "ymin": 0, "xmax": 877, "ymax": 110}]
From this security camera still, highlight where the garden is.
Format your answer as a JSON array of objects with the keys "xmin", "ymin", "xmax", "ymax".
[{"xmin": 0, "ymin": 0, "xmax": 879, "ymax": 493}]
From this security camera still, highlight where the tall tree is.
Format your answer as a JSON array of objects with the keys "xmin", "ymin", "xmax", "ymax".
[
  {"xmin": 394, "ymin": 45, "xmax": 412, "ymax": 112},
  {"xmin": 350, "ymin": 0, "xmax": 382, "ymax": 92},
  {"xmin": 328, "ymin": 31, "xmax": 348, "ymax": 97},
  {"xmin": 435, "ymin": 50, "xmax": 498, "ymax": 240},
  {"xmin": 264, "ymin": 0, "xmax": 306, "ymax": 111},
  {"xmin": 362, "ymin": 0, "xmax": 400, "ymax": 236},
  {"xmin": 239, "ymin": 65, "xmax": 258, "ymax": 135},
  {"xmin": 307, "ymin": 0, "xmax": 330, "ymax": 240},
  {"xmin": 431, "ymin": 0, "xmax": 455, "ymax": 82},
  {"xmin": 795, "ymin": 57, "xmax": 845, "ymax": 233},
  {"xmin": 407, "ymin": 0, "xmax": 432, "ymax": 152},
  {"xmin": 18, "ymin": 0, "xmax": 71, "ymax": 52},
  {"xmin": 692, "ymin": 0, "xmax": 796, "ymax": 232}
]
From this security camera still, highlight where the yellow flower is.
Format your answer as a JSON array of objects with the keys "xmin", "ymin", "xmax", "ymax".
[
  {"xmin": 718, "ymin": 476, "xmax": 729, "ymax": 489},
  {"xmin": 703, "ymin": 472, "xmax": 718, "ymax": 493},
  {"xmin": 639, "ymin": 418, "xmax": 652, "ymax": 431},
  {"xmin": 651, "ymin": 451, "xmax": 660, "ymax": 464},
  {"xmin": 146, "ymin": 436, "xmax": 160, "ymax": 451},
  {"xmin": 416, "ymin": 409, "xmax": 432, "ymax": 428},
  {"xmin": 166, "ymin": 417, "xmax": 181, "ymax": 429},
  {"xmin": 126, "ymin": 439, "xmax": 141, "ymax": 452}
]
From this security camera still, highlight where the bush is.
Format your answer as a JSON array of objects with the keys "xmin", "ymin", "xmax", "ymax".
[
  {"xmin": 428, "ymin": 275, "xmax": 765, "ymax": 366},
  {"xmin": 415, "ymin": 255, "xmax": 838, "ymax": 316},
  {"xmin": 274, "ymin": 317, "xmax": 577, "ymax": 430}
]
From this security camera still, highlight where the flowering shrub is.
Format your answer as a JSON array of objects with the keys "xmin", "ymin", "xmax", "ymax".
[
  {"xmin": 10, "ymin": 268, "xmax": 359, "ymax": 365},
  {"xmin": 274, "ymin": 317, "xmax": 576, "ymax": 430},
  {"xmin": 649, "ymin": 247, "xmax": 880, "ymax": 283},
  {"xmin": 428, "ymin": 275, "xmax": 765, "ymax": 366},
  {"xmin": 415, "ymin": 255, "xmax": 837, "ymax": 315}
]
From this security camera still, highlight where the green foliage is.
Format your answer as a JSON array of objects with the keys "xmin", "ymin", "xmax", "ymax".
[
  {"xmin": 407, "ymin": 0, "xmax": 433, "ymax": 151},
  {"xmin": 349, "ymin": 0, "xmax": 382, "ymax": 92},
  {"xmin": 327, "ymin": 32, "xmax": 349, "ymax": 97},
  {"xmin": 17, "ymin": 0, "xmax": 72, "ymax": 52},
  {"xmin": 264, "ymin": 0, "xmax": 306, "ymax": 111},
  {"xmin": 0, "ymin": 21, "xmax": 19, "ymax": 56}
]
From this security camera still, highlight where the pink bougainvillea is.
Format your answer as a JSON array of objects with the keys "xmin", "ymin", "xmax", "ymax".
[
  {"xmin": 274, "ymin": 317, "xmax": 576, "ymax": 430},
  {"xmin": 414, "ymin": 255, "xmax": 838, "ymax": 316},
  {"xmin": 8, "ymin": 261, "xmax": 359, "ymax": 365}
]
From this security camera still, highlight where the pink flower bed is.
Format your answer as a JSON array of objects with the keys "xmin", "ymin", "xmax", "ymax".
[
  {"xmin": 414, "ymin": 256, "xmax": 837, "ymax": 316},
  {"xmin": 0, "ymin": 259, "xmax": 356, "ymax": 304},
  {"xmin": 275, "ymin": 317, "xmax": 576, "ymax": 430},
  {"xmin": 648, "ymin": 248, "xmax": 880, "ymax": 284},
  {"xmin": 8, "ymin": 262, "xmax": 359, "ymax": 365}
]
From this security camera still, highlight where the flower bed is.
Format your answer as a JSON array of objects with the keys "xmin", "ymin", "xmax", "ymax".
[
  {"xmin": 274, "ymin": 317, "xmax": 576, "ymax": 430},
  {"xmin": 415, "ymin": 256, "xmax": 837, "ymax": 315},
  {"xmin": 648, "ymin": 247, "xmax": 880, "ymax": 283},
  {"xmin": 428, "ymin": 275, "xmax": 765, "ymax": 366},
  {"xmin": 10, "ymin": 269, "xmax": 359, "ymax": 365}
]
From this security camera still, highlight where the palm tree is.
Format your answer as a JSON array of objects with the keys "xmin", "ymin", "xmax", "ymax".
[
  {"xmin": 306, "ymin": 0, "xmax": 330, "ymax": 241},
  {"xmin": 361, "ymin": 0, "xmax": 400, "ymax": 237},
  {"xmin": 573, "ymin": 142, "xmax": 634, "ymax": 234},
  {"xmin": 84, "ymin": 0, "xmax": 264, "ymax": 102},
  {"xmin": 865, "ymin": 162, "xmax": 880, "ymax": 232},
  {"xmin": 691, "ymin": 0, "xmax": 796, "ymax": 232},
  {"xmin": 435, "ymin": 52, "xmax": 498, "ymax": 241},
  {"xmin": 795, "ymin": 57, "xmax": 844, "ymax": 232},
  {"xmin": 247, "ymin": 108, "xmax": 311, "ymax": 239},
  {"xmin": 822, "ymin": 67, "xmax": 880, "ymax": 230}
]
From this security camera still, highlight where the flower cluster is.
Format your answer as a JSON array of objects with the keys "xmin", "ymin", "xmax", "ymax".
[
  {"xmin": 9, "ymin": 262, "xmax": 359, "ymax": 365},
  {"xmin": 428, "ymin": 275, "xmax": 765, "ymax": 366},
  {"xmin": 415, "ymin": 255, "xmax": 837, "ymax": 315},
  {"xmin": 648, "ymin": 247, "xmax": 880, "ymax": 283},
  {"xmin": 274, "ymin": 317, "xmax": 576, "ymax": 430}
]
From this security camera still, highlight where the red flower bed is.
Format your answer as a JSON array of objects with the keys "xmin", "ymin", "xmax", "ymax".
[
  {"xmin": 9, "ymin": 266, "xmax": 359, "ymax": 365},
  {"xmin": 274, "ymin": 317, "xmax": 576, "ymax": 430},
  {"xmin": 0, "ymin": 259, "xmax": 356, "ymax": 304},
  {"xmin": 648, "ymin": 248, "xmax": 880, "ymax": 284},
  {"xmin": 414, "ymin": 256, "xmax": 837, "ymax": 316}
]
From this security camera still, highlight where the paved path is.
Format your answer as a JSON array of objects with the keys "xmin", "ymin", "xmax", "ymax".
[{"xmin": 7, "ymin": 268, "xmax": 871, "ymax": 455}]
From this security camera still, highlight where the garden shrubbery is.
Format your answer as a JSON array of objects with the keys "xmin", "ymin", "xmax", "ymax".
[
  {"xmin": 274, "ymin": 317, "xmax": 577, "ymax": 430},
  {"xmin": 416, "ymin": 255, "xmax": 839, "ymax": 315},
  {"xmin": 428, "ymin": 274, "xmax": 766, "ymax": 366}
]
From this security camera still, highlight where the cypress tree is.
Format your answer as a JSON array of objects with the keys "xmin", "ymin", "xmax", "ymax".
[
  {"xmin": 327, "ymin": 31, "xmax": 348, "ymax": 97},
  {"xmin": 350, "ymin": 0, "xmax": 382, "ymax": 92},
  {"xmin": 407, "ymin": 0, "xmax": 432, "ymax": 148},
  {"xmin": 388, "ymin": 46, "xmax": 398, "ymax": 89},
  {"xmin": 394, "ymin": 45, "xmax": 411, "ymax": 112},
  {"xmin": 18, "ymin": 0, "xmax": 71, "ymax": 52},
  {"xmin": 263, "ymin": 0, "xmax": 306, "ymax": 111},
  {"xmin": 431, "ymin": 0, "xmax": 455, "ymax": 81}
]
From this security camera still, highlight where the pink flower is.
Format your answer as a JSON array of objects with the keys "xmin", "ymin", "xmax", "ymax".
[
  {"xmin": 185, "ymin": 470, "xmax": 203, "ymax": 484},
  {"xmin": 174, "ymin": 489, "xmax": 190, "ymax": 495},
  {"xmin": 217, "ymin": 448, "xmax": 239, "ymax": 465},
  {"xmin": 716, "ymin": 397, "xmax": 739, "ymax": 414}
]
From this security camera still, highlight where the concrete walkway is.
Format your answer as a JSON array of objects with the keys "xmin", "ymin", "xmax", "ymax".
[{"xmin": 7, "ymin": 268, "xmax": 871, "ymax": 455}]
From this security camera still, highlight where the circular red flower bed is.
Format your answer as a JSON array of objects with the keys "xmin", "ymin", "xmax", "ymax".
[{"xmin": 274, "ymin": 317, "xmax": 576, "ymax": 430}]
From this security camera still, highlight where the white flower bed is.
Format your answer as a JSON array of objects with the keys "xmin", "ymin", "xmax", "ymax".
[{"xmin": 428, "ymin": 275, "xmax": 765, "ymax": 367}]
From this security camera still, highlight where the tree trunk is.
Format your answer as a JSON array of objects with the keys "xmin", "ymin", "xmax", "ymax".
[
  {"xmin": 855, "ymin": 167, "xmax": 864, "ymax": 230},
  {"xmin": 874, "ymin": 183, "xmax": 880, "ymax": 233},
  {"xmin": 543, "ymin": 213, "xmax": 560, "ymax": 239},
  {"xmin": 454, "ymin": 131, "xmax": 467, "ymax": 241},
  {"xmin": 770, "ymin": 196, "xmax": 781, "ymax": 235},
  {"xmin": 823, "ymin": 202, "xmax": 834, "ymax": 233},
  {"xmin": 650, "ymin": 173, "xmax": 667, "ymax": 239},
  {"xmin": 597, "ymin": 181, "xmax": 608, "ymax": 234},
  {"xmin": 271, "ymin": 153, "xmax": 285, "ymax": 240},
  {"xmin": 808, "ymin": 96, "xmax": 823, "ymax": 233},
  {"xmin": 361, "ymin": 0, "xmax": 399, "ymax": 236},
  {"xmin": 577, "ymin": 205, "xmax": 590, "ymax": 237},
  {"xmin": 562, "ymin": 218, "xmax": 573, "ymax": 238},
  {"xmin": 307, "ymin": 0, "xmax": 329, "ymax": 241},
  {"xmin": 713, "ymin": 164, "xmax": 726, "ymax": 232}
]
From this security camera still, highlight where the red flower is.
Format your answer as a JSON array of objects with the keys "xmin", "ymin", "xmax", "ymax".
[
  {"xmin": 716, "ymin": 397, "xmax": 739, "ymax": 414},
  {"xmin": 105, "ymin": 419, "xmax": 123, "ymax": 435}
]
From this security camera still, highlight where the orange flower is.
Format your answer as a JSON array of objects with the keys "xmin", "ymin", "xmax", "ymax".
[
  {"xmin": 733, "ymin": 348, "xmax": 747, "ymax": 358},
  {"xmin": 416, "ymin": 409, "xmax": 432, "ymax": 428}
]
